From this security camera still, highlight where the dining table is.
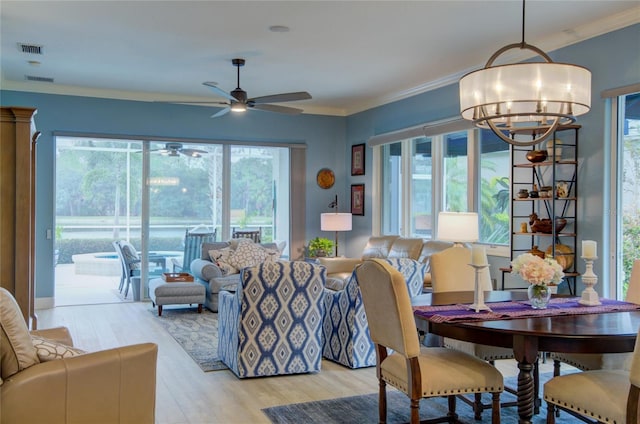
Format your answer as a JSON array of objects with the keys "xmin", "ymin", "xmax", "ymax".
[{"xmin": 411, "ymin": 290, "xmax": 640, "ymax": 424}]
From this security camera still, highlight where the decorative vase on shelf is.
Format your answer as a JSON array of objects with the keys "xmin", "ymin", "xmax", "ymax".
[
  {"xmin": 528, "ymin": 284, "xmax": 552, "ymax": 309},
  {"xmin": 526, "ymin": 150, "xmax": 548, "ymax": 163}
]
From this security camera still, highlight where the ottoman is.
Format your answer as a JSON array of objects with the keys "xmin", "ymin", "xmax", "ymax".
[{"xmin": 148, "ymin": 278, "xmax": 206, "ymax": 316}]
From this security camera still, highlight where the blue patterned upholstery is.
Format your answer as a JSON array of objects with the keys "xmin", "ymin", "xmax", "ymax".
[
  {"xmin": 322, "ymin": 258, "xmax": 426, "ymax": 368},
  {"xmin": 218, "ymin": 260, "xmax": 325, "ymax": 378}
]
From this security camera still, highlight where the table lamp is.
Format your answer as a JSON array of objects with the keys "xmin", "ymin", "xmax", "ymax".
[
  {"xmin": 321, "ymin": 195, "xmax": 352, "ymax": 257},
  {"xmin": 437, "ymin": 211, "xmax": 479, "ymax": 246},
  {"xmin": 437, "ymin": 211, "xmax": 490, "ymax": 311}
]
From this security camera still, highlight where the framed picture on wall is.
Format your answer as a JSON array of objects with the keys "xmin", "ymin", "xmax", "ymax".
[
  {"xmin": 351, "ymin": 143, "xmax": 365, "ymax": 176},
  {"xmin": 351, "ymin": 184, "xmax": 365, "ymax": 216}
]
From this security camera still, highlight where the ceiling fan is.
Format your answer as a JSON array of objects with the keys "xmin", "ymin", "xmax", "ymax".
[
  {"xmin": 149, "ymin": 142, "xmax": 207, "ymax": 158},
  {"xmin": 188, "ymin": 58, "xmax": 312, "ymax": 118}
]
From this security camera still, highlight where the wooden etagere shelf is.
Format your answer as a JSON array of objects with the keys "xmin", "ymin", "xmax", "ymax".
[{"xmin": 502, "ymin": 125, "xmax": 581, "ymax": 295}]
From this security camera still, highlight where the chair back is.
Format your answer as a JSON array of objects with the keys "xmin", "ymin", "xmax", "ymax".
[
  {"xmin": 430, "ymin": 247, "xmax": 492, "ymax": 293},
  {"xmin": 355, "ymin": 259, "xmax": 421, "ymax": 359},
  {"xmin": 232, "ymin": 227, "xmax": 261, "ymax": 243},
  {"xmin": 233, "ymin": 260, "xmax": 325, "ymax": 377},
  {"xmin": 119, "ymin": 240, "xmax": 141, "ymax": 271},
  {"xmin": 625, "ymin": 259, "xmax": 640, "ymax": 305},
  {"xmin": 630, "ymin": 327, "xmax": 640, "ymax": 390},
  {"xmin": 181, "ymin": 228, "xmax": 217, "ymax": 273},
  {"xmin": 112, "ymin": 240, "xmax": 127, "ymax": 276}
]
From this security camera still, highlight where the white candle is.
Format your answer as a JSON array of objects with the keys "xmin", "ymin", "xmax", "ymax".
[
  {"xmin": 582, "ymin": 240, "xmax": 597, "ymax": 259},
  {"xmin": 471, "ymin": 245, "xmax": 487, "ymax": 266}
]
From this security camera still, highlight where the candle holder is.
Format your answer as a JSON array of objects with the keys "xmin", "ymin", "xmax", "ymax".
[
  {"xmin": 579, "ymin": 256, "xmax": 601, "ymax": 306},
  {"xmin": 467, "ymin": 263, "xmax": 492, "ymax": 312}
]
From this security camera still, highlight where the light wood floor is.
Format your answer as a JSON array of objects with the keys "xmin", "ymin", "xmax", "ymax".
[{"xmin": 36, "ymin": 301, "xmax": 556, "ymax": 424}]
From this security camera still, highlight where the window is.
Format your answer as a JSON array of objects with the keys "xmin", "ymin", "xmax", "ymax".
[
  {"xmin": 479, "ymin": 130, "xmax": 511, "ymax": 244},
  {"xmin": 376, "ymin": 127, "xmax": 510, "ymax": 246},
  {"xmin": 611, "ymin": 91, "xmax": 640, "ymax": 299}
]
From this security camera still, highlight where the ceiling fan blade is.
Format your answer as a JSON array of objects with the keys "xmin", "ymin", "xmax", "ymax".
[
  {"xmin": 249, "ymin": 92, "xmax": 312, "ymax": 104},
  {"xmin": 203, "ymin": 82, "xmax": 236, "ymax": 102},
  {"xmin": 251, "ymin": 103, "xmax": 304, "ymax": 115},
  {"xmin": 211, "ymin": 107, "xmax": 231, "ymax": 118},
  {"xmin": 179, "ymin": 148, "xmax": 207, "ymax": 157},
  {"xmin": 155, "ymin": 100, "xmax": 229, "ymax": 105}
]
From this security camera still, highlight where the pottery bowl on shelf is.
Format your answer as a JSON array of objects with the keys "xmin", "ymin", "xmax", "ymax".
[
  {"xmin": 526, "ymin": 150, "xmax": 548, "ymax": 163},
  {"xmin": 530, "ymin": 217, "xmax": 567, "ymax": 234}
]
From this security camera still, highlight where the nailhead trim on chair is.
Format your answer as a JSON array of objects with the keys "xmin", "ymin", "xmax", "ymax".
[{"xmin": 544, "ymin": 396, "xmax": 616, "ymax": 423}]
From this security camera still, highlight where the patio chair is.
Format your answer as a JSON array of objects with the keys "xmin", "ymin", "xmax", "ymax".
[
  {"xmin": 112, "ymin": 240, "xmax": 127, "ymax": 293},
  {"xmin": 232, "ymin": 227, "xmax": 261, "ymax": 243},
  {"xmin": 171, "ymin": 227, "xmax": 217, "ymax": 273}
]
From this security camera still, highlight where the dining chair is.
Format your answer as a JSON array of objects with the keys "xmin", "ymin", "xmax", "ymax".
[
  {"xmin": 550, "ymin": 258, "xmax": 640, "ymax": 375},
  {"xmin": 543, "ymin": 326, "xmax": 640, "ymax": 423},
  {"xmin": 430, "ymin": 246, "xmax": 531, "ymax": 419},
  {"xmin": 355, "ymin": 258, "xmax": 503, "ymax": 424}
]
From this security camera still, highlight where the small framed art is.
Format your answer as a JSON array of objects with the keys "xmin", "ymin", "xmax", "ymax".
[
  {"xmin": 351, "ymin": 184, "xmax": 365, "ymax": 216},
  {"xmin": 351, "ymin": 143, "xmax": 365, "ymax": 176}
]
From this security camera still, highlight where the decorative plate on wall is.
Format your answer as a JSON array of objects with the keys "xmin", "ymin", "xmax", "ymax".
[{"xmin": 316, "ymin": 168, "xmax": 335, "ymax": 189}]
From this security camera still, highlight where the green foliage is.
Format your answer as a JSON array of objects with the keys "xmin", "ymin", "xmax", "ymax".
[
  {"xmin": 479, "ymin": 175, "xmax": 510, "ymax": 244},
  {"xmin": 307, "ymin": 237, "xmax": 335, "ymax": 257},
  {"xmin": 622, "ymin": 214, "xmax": 640, "ymax": 297}
]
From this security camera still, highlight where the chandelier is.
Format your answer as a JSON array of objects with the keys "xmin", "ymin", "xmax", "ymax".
[{"xmin": 459, "ymin": 0, "xmax": 591, "ymax": 146}]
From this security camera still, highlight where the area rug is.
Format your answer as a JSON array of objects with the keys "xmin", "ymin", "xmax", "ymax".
[
  {"xmin": 151, "ymin": 307, "xmax": 227, "ymax": 372},
  {"xmin": 262, "ymin": 373, "xmax": 576, "ymax": 423}
]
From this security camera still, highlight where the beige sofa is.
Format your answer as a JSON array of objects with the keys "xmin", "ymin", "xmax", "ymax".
[
  {"xmin": 0, "ymin": 287, "xmax": 157, "ymax": 424},
  {"xmin": 317, "ymin": 235, "xmax": 454, "ymax": 291}
]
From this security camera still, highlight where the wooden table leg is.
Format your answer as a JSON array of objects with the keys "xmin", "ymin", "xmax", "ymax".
[{"xmin": 512, "ymin": 335, "xmax": 539, "ymax": 424}]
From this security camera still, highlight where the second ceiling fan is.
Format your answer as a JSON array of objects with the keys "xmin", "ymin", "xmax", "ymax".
[{"xmin": 202, "ymin": 58, "xmax": 312, "ymax": 118}]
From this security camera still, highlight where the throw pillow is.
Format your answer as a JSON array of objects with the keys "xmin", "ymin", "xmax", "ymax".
[
  {"xmin": 0, "ymin": 288, "xmax": 40, "ymax": 380},
  {"xmin": 31, "ymin": 336, "xmax": 87, "ymax": 362},
  {"xmin": 209, "ymin": 247, "xmax": 239, "ymax": 275},
  {"xmin": 228, "ymin": 241, "xmax": 275, "ymax": 270}
]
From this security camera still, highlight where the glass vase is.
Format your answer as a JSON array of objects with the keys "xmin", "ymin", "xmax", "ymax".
[{"xmin": 527, "ymin": 284, "xmax": 551, "ymax": 309}]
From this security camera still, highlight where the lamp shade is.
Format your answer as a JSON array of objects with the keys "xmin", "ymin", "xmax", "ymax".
[
  {"xmin": 437, "ymin": 212, "xmax": 479, "ymax": 243},
  {"xmin": 321, "ymin": 213, "xmax": 352, "ymax": 232}
]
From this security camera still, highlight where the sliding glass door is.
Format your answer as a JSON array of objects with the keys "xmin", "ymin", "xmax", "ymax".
[{"xmin": 55, "ymin": 136, "xmax": 291, "ymax": 305}]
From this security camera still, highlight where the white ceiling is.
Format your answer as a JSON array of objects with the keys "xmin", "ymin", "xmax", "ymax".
[{"xmin": 2, "ymin": 1, "xmax": 639, "ymax": 116}]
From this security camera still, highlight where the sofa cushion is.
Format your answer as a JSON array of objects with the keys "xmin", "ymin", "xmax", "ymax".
[
  {"xmin": 317, "ymin": 257, "xmax": 362, "ymax": 274},
  {"xmin": 31, "ymin": 336, "xmax": 86, "ymax": 362},
  {"xmin": 201, "ymin": 241, "xmax": 232, "ymax": 260},
  {"xmin": 0, "ymin": 288, "xmax": 39, "ymax": 380},
  {"xmin": 388, "ymin": 237, "xmax": 424, "ymax": 259},
  {"xmin": 361, "ymin": 236, "xmax": 399, "ymax": 259}
]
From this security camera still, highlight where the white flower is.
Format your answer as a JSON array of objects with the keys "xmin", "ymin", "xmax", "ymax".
[{"xmin": 511, "ymin": 253, "xmax": 565, "ymax": 286}]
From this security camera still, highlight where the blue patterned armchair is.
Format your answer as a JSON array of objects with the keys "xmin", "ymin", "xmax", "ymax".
[
  {"xmin": 321, "ymin": 257, "xmax": 426, "ymax": 368},
  {"xmin": 217, "ymin": 260, "xmax": 325, "ymax": 378}
]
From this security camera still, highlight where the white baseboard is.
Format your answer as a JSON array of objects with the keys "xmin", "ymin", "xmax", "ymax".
[{"xmin": 35, "ymin": 297, "xmax": 55, "ymax": 310}]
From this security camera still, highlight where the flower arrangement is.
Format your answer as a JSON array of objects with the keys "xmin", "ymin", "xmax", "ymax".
[{"xmin": 511, "ymin": 253, "xmax": 565, "ymax": 286}]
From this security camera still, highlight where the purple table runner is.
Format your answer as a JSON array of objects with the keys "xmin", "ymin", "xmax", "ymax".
[{"xmin": 413, "ymin": 297, "xmax": 640, "ymax": 323}]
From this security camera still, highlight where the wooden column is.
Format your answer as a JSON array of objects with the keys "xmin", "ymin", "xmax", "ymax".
[{"xmin": 1, "ymin": 106, "xmax": 38, "ymax": 328}]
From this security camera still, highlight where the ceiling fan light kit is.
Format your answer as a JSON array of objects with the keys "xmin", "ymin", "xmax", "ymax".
[
  {"xmin": 202, "ymin": 58, "xmax": 311, "ymax": 118},
  {"xmin": 459, "ymin": 0, "xmax": 591, "ymax": 147}
]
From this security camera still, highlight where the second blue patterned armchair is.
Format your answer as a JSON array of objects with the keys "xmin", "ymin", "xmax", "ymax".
[
  {"xmin": 217, "ymin": 260, "xmax": 325, "ymax": 378},
  {"xmin": 321, "ymin": 257, "xmax": 426, "ymax": 368}
]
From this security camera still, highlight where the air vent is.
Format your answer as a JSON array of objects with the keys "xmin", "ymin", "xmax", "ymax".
[
  {"xmin": 18, "ymin": 43, "xmax": 43, "ymax": 55},
  {"xmin": 25, "ymin": 75, "xmax": 54, "ymax": 83}
]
